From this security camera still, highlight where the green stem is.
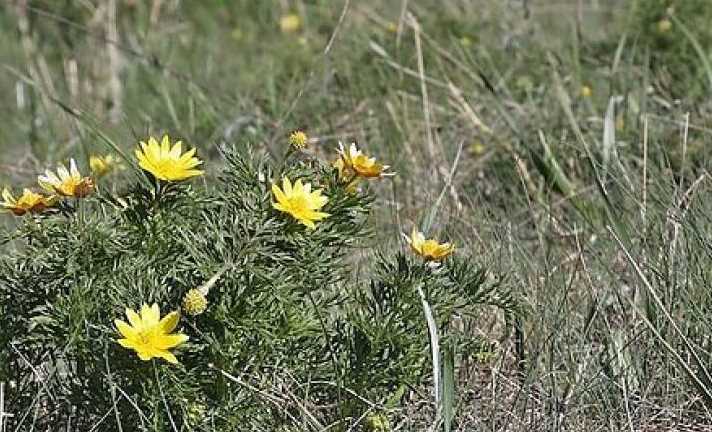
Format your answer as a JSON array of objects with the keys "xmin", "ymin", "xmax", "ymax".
[{"xmin": 153, "ymin": 360, "xmax": 179, "ymax": 432}]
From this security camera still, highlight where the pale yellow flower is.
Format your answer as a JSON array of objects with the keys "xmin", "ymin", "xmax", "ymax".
[
  {"xmin": 404, "ymin": 227, "xmax": 455, "ymax": 261},
  {"xmin": 288, "ymin": 130, "xmax": 309, "ymax": 150},
  {"xmin": 338, "ymin": 142, "xmax": 394, "ymax": 178},
  {"xmin": 90, "ymin": 154, "xmax": 125, "ymax": 178},
  {"xmin": 115, "ymin": 304, "xmax": 188, "ymax": 364},
  {"xmin": 1, "ymin": 188, "xmax": 55, "ymax": 216},
  {"xmin": 38, "ymin": 158, "xmax": 94, "ymax": 198},
  {"xmin": 135, "ymin": 135, "xmax": 204, "ymax": 182},
  {"xmin": 272, "ymin": 177, "xmax": 330, "ymax": 229},
  {"xmin": 182, "ymin": 288, "xmax": 208, "ymax": 316},
  {"xmin": 280, "ymin": 14, "xmax": 302, "ymax": 33}
]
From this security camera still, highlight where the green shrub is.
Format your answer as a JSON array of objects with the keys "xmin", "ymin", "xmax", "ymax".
[{"xmin": 1, "ymin": 140, "xmax": 515, "ymax": 430}]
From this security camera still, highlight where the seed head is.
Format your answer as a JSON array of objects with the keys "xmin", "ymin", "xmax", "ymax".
[{"xmin": 183, "ymin": 288, "xmax": 208, "ymax": 316}]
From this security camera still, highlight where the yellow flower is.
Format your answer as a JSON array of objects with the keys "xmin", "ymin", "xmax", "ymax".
[
  {"xmin": 338, "ymin": 142, "xmax": 394, "ymax": 179},
  {"xmin": 183, "ymin": 288, "xmax": 208, "ymax": 316},
  {"xmin": 1, "ymin": 188, "xmax": 55, "ymax": 216},
  {"xmin": 272, "ymin": 177, "xmax": 330, "ymax": 229},
  {"xmin": 405, "ymin": 227, "xmax": 455, "ymax": 261},
  {"xmin": 280, "ymin": 14, "xmax": 302, "ymax": 33},
  {"xmin": 288, "ymin": 130, "xmax": 309, "ymax": 150},
  {"xmin": 38, "ymin": 158, "xmax": 94, "ymax": 198},
  {"xmin": 333, "ymin": 157, "xmax": 361, "ymax": 193},
  {"xmin": 135, "ymin": 135, "xmax": 204, "ymax": 182},
  {"xmin": 90, "ymin": 154, "xmax": 125, "ymax": 178},
  {"xmin": 115, "ymin": 304, "xmax": 188, "ymax": 364}
]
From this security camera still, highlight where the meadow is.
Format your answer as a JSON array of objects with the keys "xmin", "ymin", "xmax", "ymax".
[{"xmin": 3, "ymin": 0, "xmax": 712, "ymax": 430}]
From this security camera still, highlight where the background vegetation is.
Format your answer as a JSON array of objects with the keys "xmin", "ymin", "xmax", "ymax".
[{"xmin": 3, "ymin": 0, "xmax": 712, "ymax": 430}]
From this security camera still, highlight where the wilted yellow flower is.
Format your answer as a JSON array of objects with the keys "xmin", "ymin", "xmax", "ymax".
[
  {"xmin": 90, "ymin": 154, "xmax": 124, "ymax": 178},
  {"xmin": 135, "ymin": 135, "xmax": 204, "ymax": 182},
  {"xmin": 183, "ymin": 288, "xmax": 208, "ymax": 316},
  {"xmin": 115, "ymin": 304, "xmax": 188, "ymax": 364},
  {"xmin": 280, "ymin": 14, "xmax": 302, "ymax": 33},
  {"xmin": 333, "ymin": 157, "xmax": 361, "ymax": 193},
  {"xmin": 1, "ymin": 188, "xmax": 55, "ymax": 216},
  {"xmin": 580, "ymin": 85, "xmax": 592, "ymax": 98},
  {"xmin": 405, "ymin": 227, "xmax": 455, "ymax": 261},
  {"xmin": 338, "ymin": 142, "xmax": 394, "ymax": 179},
  {"xmin": 289, "ymin": 130, "xmax": 309, "ymax": 150},
  {"xmin": 272, "ymin": 177, "xmax": 330, "ymax": 229},
  {"xmin": 38, "ymin": 158, "xmax": 94, "ymax": 198}
]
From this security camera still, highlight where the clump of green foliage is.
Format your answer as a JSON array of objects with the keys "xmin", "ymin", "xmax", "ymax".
[{"xmin": 1, "ymin": 142, "xmax": 514, "ymax": 431}]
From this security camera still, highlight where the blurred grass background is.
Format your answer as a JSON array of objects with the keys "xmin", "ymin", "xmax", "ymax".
[{"xmin": 4, "ymin": 0, "xmax": 712, "ymax": 429}]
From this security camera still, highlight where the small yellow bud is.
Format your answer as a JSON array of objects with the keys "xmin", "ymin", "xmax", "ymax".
[
  {"xmin": 280, "ymin": 14, "xmax": 302, "ymax": 33},
  {"xmin": 469, "ymin": 141, "xmax": 486, "ymax": 156},
  {"xmin": 386, "ymin": 22, "xmax": 398, "ymax": 33},
  {"xmin": 183, "ymin": 288, "xmax": 208, "ymax": 316},
  {"xmin": 580, "ymin": 85, "xmax": 592, "ymax": 98},
  {"xmin": 90, "ymin": 154, "xmax": 124, "ymax": 178},
  {"xmin": 288, "ymin": 130, "xmax": 309, "ymax": 150},
  {"xmin": 459, "ymin": 36, "xmax": 473, "ymax": 48}
]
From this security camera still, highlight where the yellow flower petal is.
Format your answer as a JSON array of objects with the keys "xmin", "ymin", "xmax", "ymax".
[
  {"xmin": 115, "ymin": 319, "xmax": 138, "ymax": 339},
  {"xmin": 169, "ymin": 141, "xmax": 183, "ymax": 159},
  {"xmin": 159, "ymin": 311, "xmax": 180, "ymax": 333},
  {"xmin": 117, "ymin": 338, "xmax": 139, "ymax": 349},
  {"xmin": 161, "ymin": 135, "xmax": 171, "ymax": 154},
  {"xmin": 140, "ymin": 304, "xmax": 160, "ymax": 326},
  {"xmin": 155, "ymin": 350, "xmax": 179, "ymax": 364},
  {"xmin": 272, "ymin": 184, "xmax": 287, "ymax": 204},
  {"xmin": 282, "ymin": 177, "xmax": 293, "ymax": 195},
  {"xmin": 154, "ymin": 334, "xmax": 189, "ymax": 350},
  {"xmin": 126, "ymin": 308, "xmax": 142, "ymax": 328}
]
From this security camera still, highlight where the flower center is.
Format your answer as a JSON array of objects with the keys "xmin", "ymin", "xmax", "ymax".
[{"xmin": 287, "ymin": 195, "xmax": 309, "ymax": 211}]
